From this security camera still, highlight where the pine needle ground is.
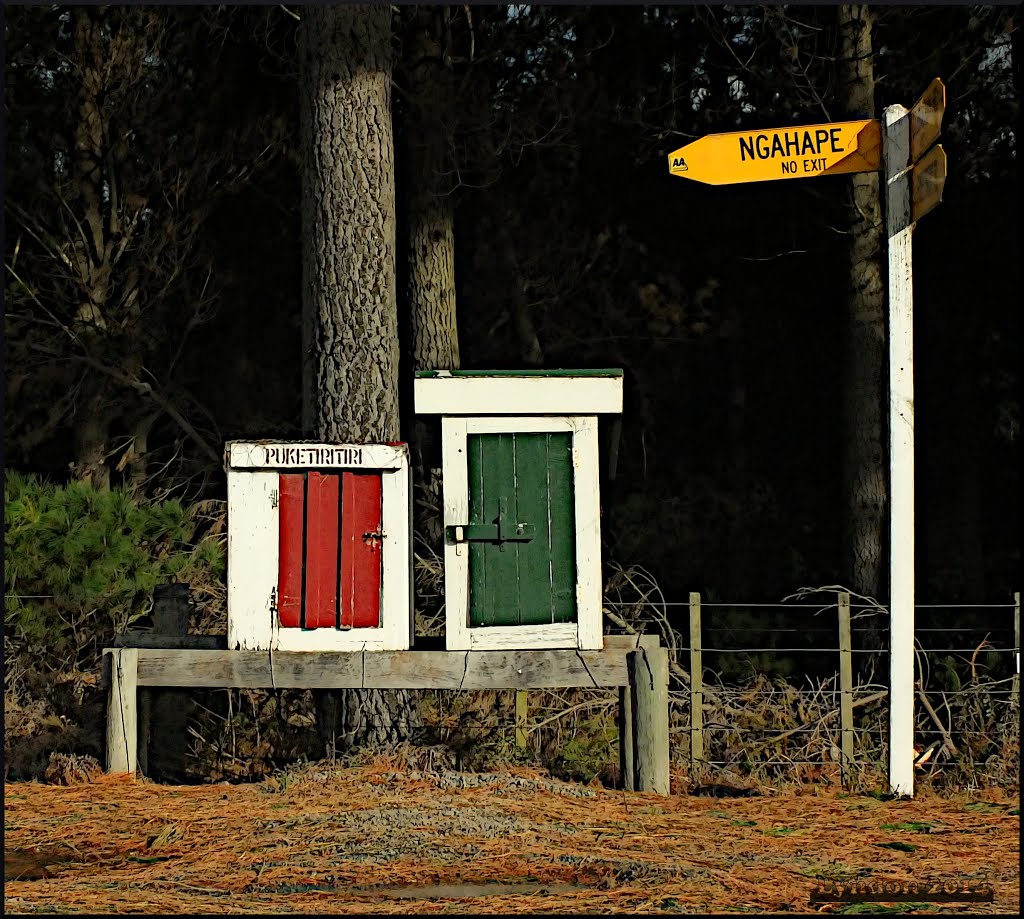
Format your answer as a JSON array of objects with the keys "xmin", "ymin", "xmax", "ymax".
[{"xmin": 4, "ymin": 761, "xmax": 1019, "ymax": 914}]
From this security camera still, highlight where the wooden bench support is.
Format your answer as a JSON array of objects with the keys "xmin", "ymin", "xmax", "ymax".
[
  {"xmin": 103, "ymin": 634, "xmax": 670, "ymax": 793},
  {"xmin": 105, "ymin": 648, "xmax": 139, "ymax": 776},
  {"xmin": 624, "ymin": 647, "xmax": 670, "ymax": 794}
]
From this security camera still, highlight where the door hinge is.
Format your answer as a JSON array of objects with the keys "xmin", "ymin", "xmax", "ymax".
[
  {"xmin": 270, "ymin": 488, "xmax": 279, "ymax": 508},
  {"xmin": 269, "ymin": 586, "xmax": 278, "ymax": 615}
]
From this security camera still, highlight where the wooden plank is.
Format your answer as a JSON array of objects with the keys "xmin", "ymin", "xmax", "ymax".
[
  {"xmin": 381, "ymin": 463, "xmax": 414, "ymax": 649},
  {"xmin": 570, "ymin": 417, "xmax": 603, "ymax": 650},
  {"xmin": 227, "ymin": 470, "xmax": 279, "ymax": 650},
  {"xmin": 277, "ymin": 473, "xmax": 305, "ymax": 628},
  {"xmin": 514, "ymin": 433, "xmax": 555, "ymax": 626},
  {"xmin": 689, "ymin": 592, "xmax": 704, "ymax": 776},
  {"xmin": 884, "ymin": 102, "xmax": 916, "ymax": 798},
  {"xmin": 227, "ymin": 441, "xmax": 408, "ymax": 471},
  {"xmin": 115, "ymin": 631, "xmax": 646, "ymax": 656},
  {"xmin": 415, "ymin": 369, "xmax": 624, "ymax": 379},
  {"xmin": 105, "ymin": 648, "xmax": 138, "ymax": 775},
  {"xmin": 627, "ymin": 647, "xmax": 669, "ymax": 794},
  {"xmin": 414, "ymin": 374, "xmax": 623, "ymax": 416},
  {"xmin": 469, "ymin": 432, "xmax": 513, "ymax": 627},
  {"xmin": 341, "ymin": 472, "xmax": 383, "ymax": 628},
  {"xmin": 838, "ymin": 591, "xmax": 855, "ymax": 786},
  {"xmin": 542, "ymin": 432, "xmax": 577, "ymax": 625},
  {"xmin": 137, "ymin": 675, "xmax": 151, "ymax": 776},
  {"xmin": 131, "ymin": 647, "xmax": 655, "ymax": 690},
  {"xmin": 305, "ymin": 472, "xmax": 340, "ymax": 628},
  {"xmin": 467, "ymin": 623, "xmax": 581, "ymax": 651},
  {"xmin": 442, "ymin": 417, "xmax": 472, "ymax": 650}
]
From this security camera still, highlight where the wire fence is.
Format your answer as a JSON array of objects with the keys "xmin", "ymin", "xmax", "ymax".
[{"xmin": 598, "ymin": 589, "xmax": 1020, "ymax": 788}]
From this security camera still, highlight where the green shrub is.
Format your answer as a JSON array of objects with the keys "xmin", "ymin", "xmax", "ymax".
[{"xmin": 4, "ymin": 471, "xmax": 225, "ymax": 680}]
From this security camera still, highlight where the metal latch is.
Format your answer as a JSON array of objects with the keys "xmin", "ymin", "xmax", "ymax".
[{"xmin": 447, "ymin": 496, "xmax": 535, "ymax": 551}]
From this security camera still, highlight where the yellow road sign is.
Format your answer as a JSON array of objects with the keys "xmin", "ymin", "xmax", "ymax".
[
  {"xmin": 910, "ymin": 78, "xmax": 945, "ymax": 164},
  {"xmin": 667, "ymin": 120, "xmax": 880, "ymax": 185},
  {"xmin": 911, "ymin": 144, "xmax": 946, "ymax": 223}
]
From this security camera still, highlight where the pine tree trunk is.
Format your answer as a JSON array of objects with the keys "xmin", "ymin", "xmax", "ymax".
[
  {"xmin": 299, "ymin": 5, "xmax": 401, "ymax": 444},
  {"xmin": 408, "ymin": 189, "xmax": 459, "ymax": 370},
  {"xmin": 403, "ymin": 9, "xmax": 459, "ymax": 373},
  {"xmin": 298, "ymin": 4, "xmax": 415, "ymax": 753},
  {"xmin": 837, "ymin": 5, "xmax": 886, "ymax": 600},
  {"xmin": 401, "ymin": 9, "xmax": 461, "ymax": 549}
]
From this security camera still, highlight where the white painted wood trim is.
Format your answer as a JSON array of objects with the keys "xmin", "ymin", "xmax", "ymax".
[
  {"xmin": 442, "ymin": 417, "xmax": 472, "ymax": 651},
  {"xmin": 227, "ymin": 469, "xmax": 279, "ymax": 651},
  {"xmin": 884, "ymin": 102, "xmax": 915, "ymax": 798},
  {"xmin": 442, "ymin": 415, "xmax": 604, "ymax": 652},
  {"xmin": 461, "ymin": 415, "xmax": 591, "ymax": 435},
  {"xmin": 415, "ymin": 375, "xmax": 623, "ymax": 415},
  {"xmin": 379, "ymin": 464, "xmax": 412, "ymax": 651},
  {"xmin": 571, "ymin": 416, "xmax": 604, "ymax": 650},
  {"xmin": 226, "ymin": 441, "xmax": 407, "ymax": 471},
  {"xmin": 468, "ymin": 624, "xmax": 580, "ymax": 651}
]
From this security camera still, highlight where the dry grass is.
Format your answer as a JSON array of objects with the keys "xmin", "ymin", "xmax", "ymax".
[{"xmin": 4, "ymin": 759, "xmax": 1019, "ymax": 914}]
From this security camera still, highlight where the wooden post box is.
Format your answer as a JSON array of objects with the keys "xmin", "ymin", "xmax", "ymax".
[
  {"xmin": 225, "ymin": 441, "xmax": 412, "ymax": 651},
  {"xmin": 414, "ymin": 370, "xmax": 623, "ymax": 651}
]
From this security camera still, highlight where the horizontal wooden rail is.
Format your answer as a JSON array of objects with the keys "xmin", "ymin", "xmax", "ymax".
[
  {"xmin": 106, "ymin": 635, "xmax": 659, "ymax": 691},
  {"xmin": 102, "ymin": 635, "xmax": 669, "ymax": 793}
]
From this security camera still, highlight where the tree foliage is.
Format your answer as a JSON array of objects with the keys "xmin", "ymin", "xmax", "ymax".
[
  {"xmin": 5, "ymin": 3, "xmax": 1018, "ymax": 605},
  {"xmin": 4, "ymin": 471, "xmax": 224, "ymax": 683}
]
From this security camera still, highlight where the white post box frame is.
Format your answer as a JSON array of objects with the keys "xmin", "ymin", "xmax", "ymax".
[
  {"xmin": 225, "ymin": 441, "xmax": 412, "ymax": 652},
  {"xmin": 441, "ymin": 415, "xmax": 603, "ymax": 651}
]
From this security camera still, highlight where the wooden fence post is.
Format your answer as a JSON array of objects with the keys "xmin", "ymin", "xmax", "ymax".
[
  {"xmin": 619, "ymin": 683, "xmax": 634, "ymax": 790},
  {"xmin": 626, "ymin": 646, "xmax": 669, "ymax": 794},
  {"xmin": 689, "ymin": 592, "xmax": 704, "ymax": 778},
  {"xmin": 1012, "ymin": 591, "xmax": 1020, "ymax": 708},
  {"xmin": 142, "ymin": 584, "xmax": 191, "ymax": 780},
  {"xmin": 838, "ymin": 591, "xmax": 855, "ymax": 786},
  {"xmin": 105, "ymin": 648, "xmax": 139, "ymax": 775}
]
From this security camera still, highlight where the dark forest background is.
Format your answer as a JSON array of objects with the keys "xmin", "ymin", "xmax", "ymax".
[{"xmin": 4, "ymin": 4, "xmax": 1019, "ymax": 615}]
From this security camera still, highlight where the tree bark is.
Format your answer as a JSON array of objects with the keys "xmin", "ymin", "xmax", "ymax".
[
  {"xmin": 400, "ymin": 9, "xmax": 461, "ymax": 547},
  {"xmin": 837, "ymin": 5, "xmax": 886, "ymax": 600},
  {"xmin": 298, "ymin": 5, "xmax": 415, "ymax": 752},
  {"xmin": 403, "ymin": 9, "xmax": 460, "ymax": 373},
  {"xmin": 299, "ymin": 5, "xmax": 401, "ymax": 444}
]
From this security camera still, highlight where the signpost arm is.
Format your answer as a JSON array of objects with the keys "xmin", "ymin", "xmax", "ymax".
[{"xmin": 882, "ymin": 103, "xmax": 915, "ymax": 797}]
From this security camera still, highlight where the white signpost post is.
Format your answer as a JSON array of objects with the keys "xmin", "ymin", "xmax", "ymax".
[
  {"xmin": 669, "ymin": 78, "xmax": 946, "ymax": 797},
  {"xmin": 881, "ymin": 79, "xmax": 946, "ymax": 797},
  {"xmin": 882, "ymin": 103, "xmax": 916, "ymax": 797}
]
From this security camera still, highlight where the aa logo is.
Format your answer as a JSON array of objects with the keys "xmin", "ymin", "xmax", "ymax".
[{"xmin": 671, "ymin": 156, "xmax": 688, "ymax": 172}]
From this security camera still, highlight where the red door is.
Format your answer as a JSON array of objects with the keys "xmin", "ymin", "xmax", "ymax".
[{"xmin": 277, "ymin": 471, "xmax": 383, "ymax": 629}]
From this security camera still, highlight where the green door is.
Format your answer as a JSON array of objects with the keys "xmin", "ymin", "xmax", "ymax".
[{"xmin": 466, "ymin": 432, "xmax": 577, "ymax": 627}]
